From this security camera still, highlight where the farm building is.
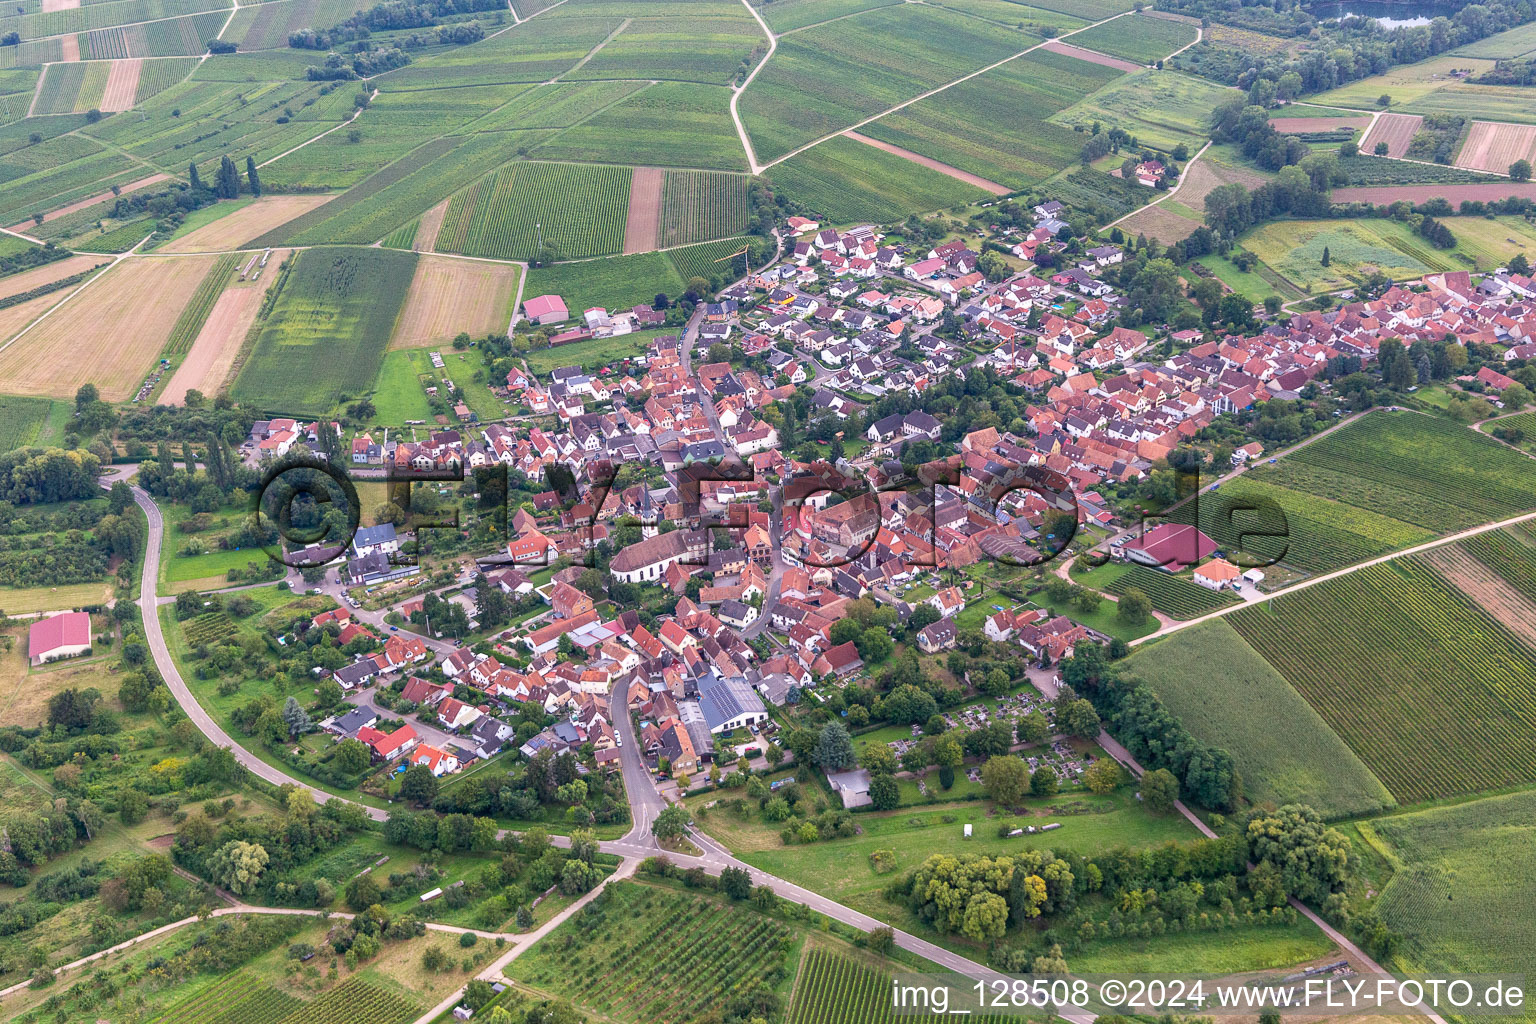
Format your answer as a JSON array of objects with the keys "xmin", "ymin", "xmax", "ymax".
[
  {"xmin": 523, "ymin": 294, "xmax": 570, "ymax": 325},
  {"xmin": 1123, "ymin": 524, "xmax": 1218, "ymax": 572},
  {"xmin": 1193, "ymin": 558, "xmax": 1242, "ymax": 590},
  {"xmin": 28, "ymin": 611, "xmax": 92, "ymax": 667}
]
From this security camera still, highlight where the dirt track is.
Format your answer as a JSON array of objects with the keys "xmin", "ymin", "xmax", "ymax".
[
  {"xmin": 415, "ymin": 198, "xmax": 450, "ymax": 252},
  {"xmin": 60, "ymin": 34, "xmax": 79, "ymax": 61},
  {"xmin": 622, "ymin": 167, "xmax": 663, "ymax": 254},
  {"xmin": 1040, "ymin": 39, "xmax": 1142, "ymax": 72},
  {"xmin": 1456, "ymin": 120, "xmax": 1536, "ymax": 174},
  {"xmin": 100, "ymin": 58, "xmax": 141, "ymax": 112},
  {"xmin": 1359, "ymin": 112, "xmax": 1422, "ymax": 159},
  {"xmin": 1422, "ymin": 544, "xmax": 1536, "ymax": 649},
  {"xmin": 844, "ymin": 131, "xmax": 1009, "ymax": 195}
]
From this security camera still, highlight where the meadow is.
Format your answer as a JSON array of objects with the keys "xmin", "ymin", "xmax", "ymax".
[
  {"xmin": 1243, "ymin": 217, "xmax": 1464, "ymax": 292},
  {"xmin": 739, "ymin": 2, "xmax": 1025, "ymax": 162},
  {"xmin": 1049, "ymin": 69, "xmax": 1235, "ymax": 151},
  {"xmin": 523, "ymin": 251, "xmax": 684, "ymax": 316},
  {"xmin": 1364, "ymin": 788, "xmax": 1536, "ymax": 1020},
  {"xmin": 1065, "ymin": 12, "xmax": 1195, "ymax": 65},
  {"xmin": 767, "ymin": 134, "xmax": 987, "ymax": 224},
  {"xmin": 434, "ymin": 160, "xmax": 632, "ymax": 260},
  {"xmin": 1229, "ymin": 558, "xmax": 1536, "ymax": 804},
  {"xmin": 1271, "ymin": 411, "xmax": 1536, "ymax": 533},
  {"xmin": 368, "ymin": 349, "xmax": 436, "ymax": 425},
  {"xmin": 1454, "ymin": 18, "xmax": 1536, "ymax": 58},
  {"xmin": 1121, "ymin": 619, "xmax": 1395, "ymax": 818},
  {"xmin": 528, "ymin": 82, "xmax": 749, "ymax": 171},
  {"xmin": 861, "ymin": 48, "xmax": 1123, "ymax": 191},
  {"xmin": 229, "ymin": 247, "xmax": 417, "ymax": 416}
]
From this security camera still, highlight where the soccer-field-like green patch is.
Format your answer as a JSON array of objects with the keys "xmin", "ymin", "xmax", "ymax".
[
  {"xmin": 767, "ymin": 134, "xmax": 987, "ymax": 224},
  {"xmin": 435, "ymin": 160, "xmax": 631, "ymax": 260},
  {"xmin": 524, "ymin": 254, "xmax": 683, "ymax": 324},
  {"xmin": 530, "ymin": 82, "xmax": 750, "ymax": 171},
  {"xmin": 1066, "ymin": 12, "xmax": 1195, "ymax": 64},
  {"xmin": 861, "ymin": 47, "xmax": 1121, "ymax": 190},
  {"xmin": 739, "ymin": 3, "xmax": 1025, "ymax": 162},
  {"xmin": 230, "ymin": 247, "xmax": 417, "ymax": 417},
  {"xmin": 1122, "ymin": 620, "xmax": 1394, "ymax": 819},
  {"xmin": 1364, "ymin": 789, "xmax": 1536, "ymax": 1013},
  {"xmin": 1229, "ymin": 558, "xmax": 1536, "ymax": 804}
]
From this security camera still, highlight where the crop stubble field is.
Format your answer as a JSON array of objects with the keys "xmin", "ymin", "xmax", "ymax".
[
  {"xmin": 161, "ymin": 252, "xmax": 289, "ymax": 404},
  {"xmin": 389, "ymin": 255, "xmax": 520, "ymax": 349},
  {"xmin": 1456, "ymin": 120, "xmax": 1536, "ymax": 174}
]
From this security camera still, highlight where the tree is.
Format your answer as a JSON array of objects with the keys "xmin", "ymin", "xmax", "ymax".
[
  {"xmin": 209, "ymin": 840, "xmax": 269, "ymax": 894},
  {"xmin": 1016, "ymin": 711, "xmax": 1050, "ymax": 746},
  {"xmin": 1320, "ymin": 246, "xmax": 1331, "ymax": 267},
  {"xmin": 346, "ymin": 872, "xmax": 382, "ymax": 910},
  {"xmin": 868, "ymin": 774, "xmax": 900, "ymax": 810},
  {"xmin": 246, "ymin": 156, "xmax": 262, "ymax": 196},
  {"xmin": 720, "ymin": 866, "xmax": 752, "ymax": 899},
  {"xmin": 1059, "ymin": 699, "xmax": 1101, "ymax": 740},
  {"xmin": 981, "ymin": 754, "xmax": 1029, "ymax": 806},
  {"xmin": 1030, "ymin": 764, "xmax": 1059, "ymax": 797},
  {"xmin": 813, "ymin": 722, "xmax": 856, "ymax": 771},
  {"xmin": 1140, "ymin": 768, "xmax": 1179, "ymax": 814},
  {"xmin": 1246, "ymin": 804, "xmax": 1352, "ymax": 901},
  {"xmin": 119, "ymin": 788, "xmax": 149, "ymax": 825},
  {"xmin": 280, "ymin": 696, "xmax": 311, "ymax": 737},
  {"xmin": 1116, "ymin": 587, "xmax": 1153, "ymax": 626},
  {"xmin": 188, "ymin": 162, "xmax": 205, "ymax": 192},
  {"xmin": 866, "ymin": 925, "xmax": 895, "ymax": 955},
  {"xmin": 653, "ymin": 803, "xmax": 690, "ymax": 841},
  {"xmin": 399, "ymin": 763, "xmax": 439, "ymax": 805},
  {"xmin": 859, "ymin": 742, "xmax": 897, "ymax": 776},
  {"xmin": 335, "ymin": 738, "xmax": 370, "ymax": 775},
  {"xmin": 1085, "ymin": 758, "xmax": 1121, "ymax": 794},
  {"xmin": 1510, "ymin": 159, "xmax": 1533, "ymax": 182}
]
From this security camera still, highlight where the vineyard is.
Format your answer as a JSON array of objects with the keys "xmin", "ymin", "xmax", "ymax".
[
  {"xmin": 1103, "ymin": 564, "xmax": 1238, "ymax": 619},
  {"xmin": 162, "ymin": 253, "xmax": 238, "ymax": 357},
  {"xmin": 667, "ymin": 237, "xmax": 757, "ymax": 286},
  {"xmin": 512, "ymin": 882, "xmax": 795, "ymax": 1024},
  {"xmin": 136, "ymin": 57, "xmax": 199, "ymax": 103},
  {"xmin": 1460, "ymin": 527, "xmax": 1536, "ymax": 603},
  {"xmin": 658, "ymin": 170, "xmax": 751, "ymax": 248},
  {"xmin": 276, "ymin": 979, "xmax": 418, "ymax": 1024},
  {"xmin": 767, "ymin": 134, "xmax": 985, "ymax": 224},
  {"xmin": 434, "ymin": 161, "xmax": 631, "ymax": 261},
  {"xmin": 787, "ymin": 948, "xmax": 1017, "ymax": 1024},
  {"xmin": 1275, "ymin": 412, "xmax": 1536, "ymax": 532},
  {"xmin": 152, "ymin": 973, "xmax": 303, "ymax": 1024},
  {"xmin": 183, "ymin": 610, "xmax": 237, "ymax": 645},
  {"xmin": 1228, "ymin": 558, "xmax": 1536, "ymax": 803}
]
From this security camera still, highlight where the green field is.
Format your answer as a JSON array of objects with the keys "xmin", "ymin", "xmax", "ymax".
[
  {"xmin": 223, "ymin": 0, "xmax": 371, "ymax": 50},
  {"xmin": 523, "ymin": 251, "xmax": 685, "ymax": 315},
  {"xmin": 860, "ymin": 48, "xmax": 1123, "ymax": 191},
  {"xmin": 1244, "ymin": 217, "xmax": 1487, "ymax": 292},
  {"xmin": 230, "ymin": 247, "xmax": 417, "ymax": 417},
  {"xmin": 1049, "ymin": 69, "xmax": 1231, "ymax": 151},
  {"xmin": 1266, "ymin": 412, "xmax": 1536, "ymax": 533},
  {"xmin": 434, "ymin": 160, "xmax": 631, "ymax": 260},
  {"xmin": 509, "ymin": 881, "xmax": 796, "ymax": 1024},
  {"xmin": 1122, "ymin": 619, "xmax": 1394, "ymax": 818},
  {"xmin": 526, "ymin": 327, "xmax": 675, "ymax": 374},
  {"xmin": 768, "ymin": 134, "xmax": 987, "ymax": 224},
  {"xmin": 368, "ymin": 348, "xmax": 436, "ymax": 425},
  {"xmin": 0, "ymin": 395, "xmax": 66, "ymax": 451},
  {"xmin": 1460, "ymin": 526, "xmax": 1536, "ymax": 603},
  {"xmin": 1193, "ymin": 252, "xmax": 1303, "ymax": 302},
  {"xmin": 562, "ymin": 2, "xmax": 762, "ymax": 86},
  {"xmin": 1229, "ymin": 558, "xmax": 1536, "ymax": 804},
  {"xmin": 1102, "ymin": 563, "xmax": 1239, "ymax": 618},
  {"xmin": 1066, "ymin": 13, "xmax": 1195, "ymax": 65},
  {"xmin": 657, "ymin": 171, "xmax": 752, "ymax": 247},
  {"xmin": 377, "ymin": 13, "xmax": 627, "ymax": 88},
  {"xmin": 787, "ymin": 947, "xmax": 1019, "ymax": 1024},
  {"xmin": 530, "ymin": 82, "xmax": 749, "ymax": 171},
  {"xmin": 1363, "ymin": 789, "xmax": 1536, "ymax": 1021},
  {"xmin": 755, "ymin": 0, "xmax": 901, "ymax": 33},
  {"xmin": 739, "ymin": 2, "xmax": 1025, "ymax": 162}
]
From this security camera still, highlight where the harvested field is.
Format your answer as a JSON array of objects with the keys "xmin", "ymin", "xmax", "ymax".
[
  {"xmin": 1332, "ymin": 182, "xmax": 1536, "ymax": 205},
  {"xmin": 1269, "ymin": 115, "xmax": 1371, "ymax": 134},
  {"xmin": 7, "ymin": 172, "xmax": 168, "ymax": 230},
  {"xmin": 623, "ymin": 166, "xmax": 663, "ymax": 255},
  {"xmin": 42, "ymin": 0, "xmax": 81, "ymax": 10},
  {"xmin": 99, "ymin": 57, "xmax": 140, "ymax": 112},
  {"xmin": 1117, "ymin": 201, "xmax": 1200, "ymax": 244},
  {"xmin": 1456, "ymin": 120, "xmax": 1536, "ymax": 175},
  {"xmin": 414, "ymin": 197, "xmax": 449, "ymax": 252},
  {"xmin": 160, "ymin": 263, "xmax": 283, "ymax": 404},
  {"xmin": 1040, "ymin": 39, "xmax": 1141, "ymax": 71},
  {"xmin": 1359, "ymin": 112, "xmax": 1422, "ymax": 159},
  {"xmin": 60, "ymin": 33, "xmax": 78, "ymax": 61},
  {"xmin": 0, "ymin": 254, "xmax": 220, "ymax": 400},
  {"xmin": 1422, "ymin": 543, "xmax": 1536, "ymax": 650},
  {"xmin": 0, "ymin": 289, "xmax": 74, "ymax": 346},
  {"xmin": 0, "ymin": 254, "xmax": 101, "ymax": 302},
  {"xmin": 161, "ymin": 195, "xmax": 334, "ymax": 252},
  {"xmin": 844, "ymin": 130, "xmax": 1008, "ymax": 195},
  {"xmin": 1177, "ymin": 152, "xmax": 1269, "ymax": 212},
  {"xmin": 389, "ymin": 254, "xmax": 519, "ymax": 349}
]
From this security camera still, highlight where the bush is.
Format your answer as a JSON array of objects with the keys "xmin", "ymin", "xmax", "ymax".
[{"xmin": 459, "ymin": 931, "xmax": 478, "ymax": 948}]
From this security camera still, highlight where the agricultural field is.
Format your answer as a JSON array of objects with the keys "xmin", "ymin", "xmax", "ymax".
[
  {"xmin": 1229, "ymin": 558, "xmax": 1536, "ymax": 804},
  {"xmin": 161, "ymin": 253, "xmax": 241, "ymax": 358},
  {"xmin": 1308, "ymin": 55, "xmax": 1498, "ymax": 110},
  {"xmin": 509, "ymin": 882, "xmax": 797, "ymax": 1024},
  {"xmin": 1456, "ymin": 119, "xmax": 1536, "ymax": 174},
  {"xmin": 767, "ymin": 133, "xmax": 987, "ymax": 224},
  {"xmin": 787, "ymin": 948, "xmax": 1018, "ymax": 1024},
  {"xmin": 1357, "ymin": 112, "xmax": 1421, "ymax": 159},
  {"xmin": 1458, "ymin": 525, "xmax": 1536, "ymax": 603},
  {"xmin": 389, "ymin": 255, "xmax": 520, "ymax": 349},
  {"xmin": 1268, "ymin": 412, "xmax": 1536, "ymax": 534},
  {"xmin": 523, "ymin": 251, "xmax": 684, "ymax": 318},
  {"xmin": 1454, "ymin": 18, "xmax": 1536, "ymax": 58},
  {"xmin": 1064, "ymin": 12, "xmax": 1196, "ymax": 65},
  {"xmin": 667, "ymin": 235, "xmax": 757, "ymax": 284},
  {"xmin": 160, "ymin": 253, "xmax": 284, "ymax": 404},
  {"xmin": 1333, "ymin": 181, "xmax": 1536, "ymax": 205},
  {"xmin": 1049, "ymin": 69, "xmax": 1232, "ymax": 151},
  {"xmin": 0, "ymin": 253, "xmax": 105, "ymax": 301},
  {"xmin": 1422, "ymin": 540, "xmax": 1536, "ymax": 650},
  {"xmin": 31, "ymin": 61, "xmax": 111, "ymax": 115},
  {"xmin": 459, "ymin": 79, "xmax": 643, "ymax": 133},
  {"xmin": 434, "ymin": 160, "xmax": 632, "ymax": 260},
  {"xmin": 1363, "ymin": 789, "xmax": 1536, "ymax": 1017},
  {"xmin": 754, "ymin": 0, "xmax": 900, "ymax": 34},
  {"xmin": 0, "ymin": 394, "xmax": 65, "ymax": 451},
  {"xmin": 79, "ymin": 10, "xmax": 233, "ymax": 59},
  {"xmin": 1102, "ymin": 563, "xmax": 1239, "ymax": 618},
  {"xmin": 160, "ymin": 195, "xmax": 336, "ymax": 252},
  {"xmin": 562, "ymin": 3, "xmax": 763, "ymax": 86},
  {"xmin": 135, "ymin": 55, "xmax": 198, "ymax": 101},
  {"xmin": 530, "ymin": 82, "xmax": 749, "ymax": 171},
  {"xmin": 0, "ymin": 579, "xmax": 113, "ymax": 616},
  {"xmin": 1241, "ymin": 217, "xmax": 1462, "ymax": 293},
  {"xmin": 739, "ymin": 2, "xmax": 1025, "ymax": 162},
  {"xmin": 860, "ymin": 48, "xmax": 1123, "ymax": 191},
  {"xmin": 1121, "ymin": 619, "xmax": 1394, "ymax": 819},
  {"xmin": 229, "ymin": 247, "xmax": 417, "ymax": 416},
  {"xmin": 223, "ymin": 0, "xmax": 370, "ymax": 50},
  {"xmin": 377, "ymin": 14, "xmax": 628, "ymax": 88},
  {"xmin": 0, "ymin": 253, "xmax": 223, "ymax": 400},
  {"xmin": 0, "ymin": 0, "xmax": 229, "ymax": 43},
  {"xmin": 655, "ymin": 169, "xmax": 751, "ymax": 248}
]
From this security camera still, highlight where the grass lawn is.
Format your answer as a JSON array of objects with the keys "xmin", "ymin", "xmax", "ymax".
[
  {"xmin": 163, "ymin": 545, "xmax": 277, "ymax": 584},
  {"xmin": 1068, "ymin": 918, "xmax": 1337, "ymax": 974},
  {"xmin": 0, "ymin": 580, "xmax": 113, "ymax": 615},
  {"xmin": 371, "ymin": 349, "xmax": 436, "ymax": 425},
  {"xmin": 525, "ymin": 327, "xmax": 673, "ymax": 375},
  {"xmin": 1037, "ymin": 595, "xmax": 1157, "ymax": 643},
  {"xmin": 1194, "ymin": 252, "xmax": 1302, "ymax": 303}
]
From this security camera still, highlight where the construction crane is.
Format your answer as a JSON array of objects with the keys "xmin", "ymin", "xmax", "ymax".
[{"xmin": 713, "ymin": 243, "xmax": 752, "ymax": 279}]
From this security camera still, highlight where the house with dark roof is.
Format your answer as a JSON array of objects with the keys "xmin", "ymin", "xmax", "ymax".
[{"xmin": 693, "ymin": 673, "xmax": 768, "ymax": 733}]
